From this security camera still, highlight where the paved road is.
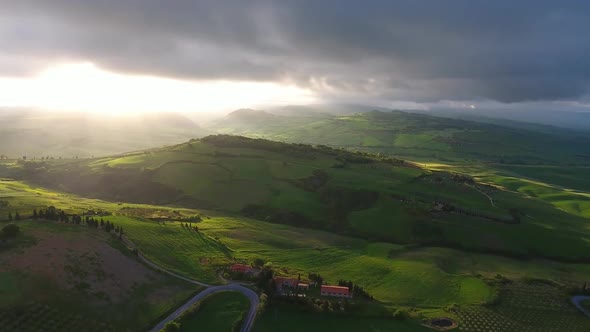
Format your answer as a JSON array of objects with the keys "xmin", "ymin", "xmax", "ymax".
[
  {"xmin": 571, "ymin": 295, "xmax": 590, "ymax": 318},
  {"xmin": 149, "ymin": 284, "xmax": 259, "ymax": 332},
  {"xmin": 121, "ymin": 236, "xmax": 260, "ymax": 332}
]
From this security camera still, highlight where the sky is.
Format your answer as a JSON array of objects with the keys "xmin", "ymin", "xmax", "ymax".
[{"xmin": 1, "ymin": 0, "xmax": 590, "ymax": 115}]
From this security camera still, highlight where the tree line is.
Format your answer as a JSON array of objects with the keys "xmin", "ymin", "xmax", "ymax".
[{"xmin": 7, "ymin": 206, "xmax": 123, "ymax": 238}]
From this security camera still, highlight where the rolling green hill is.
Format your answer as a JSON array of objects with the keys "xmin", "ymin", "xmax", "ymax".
[
  {"xmin": 4, "ymin": 135, "xmax": 590, "ymax": 262},
  {"xmin": 3, "ymin": 132, "xmax": 590, "ymax": 331},
  {"xmin": 214, "ymin": 109, "xmax": 590, "ymax": 166}
]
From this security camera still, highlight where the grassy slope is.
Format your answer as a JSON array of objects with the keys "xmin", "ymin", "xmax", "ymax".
[
  {"xmin": 212, "ymin": 110, "xmax": 590, "ymax": 220},
  {"xmin": 10, "ymin": 136, "xmax": 590, "ymax": 261},
  {"xmin": 3, "ymin": 180, "xmax": 590, "ymax": 311},
  {"xmin": 254, "ymin": 306, "xmax": 431, "ymax": 332},
  {"xmin": 425, "ymin": 162, "xmax": 590, "ymax": 220}
]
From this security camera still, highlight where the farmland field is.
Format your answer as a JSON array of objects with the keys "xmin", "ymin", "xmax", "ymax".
[
  {"xmin": 455, "ymin": 282, "xmax": 590, "ymax": 332},
  {"xmin": 3, "ymin": 180, "xmax": 590, "ymax": 315},
  {"xmin": 254, "ymin": 304, "xmax": 431, "ymax": 332},
  {"xmin": 177, "ymin": 291, "xmax": 250, "ymax": 332},
  {"xmin": 0, "ymin": 219, "xmax": 198, "ymax": 332},
  {"xmin": 0, "ymin": 302, "xmax": 115, "ymax": 332}
]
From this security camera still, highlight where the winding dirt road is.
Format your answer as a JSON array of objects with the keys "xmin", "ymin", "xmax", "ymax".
[{"xmin": 120, "ymin": 236, "xmax": 259, "ymax": 332}]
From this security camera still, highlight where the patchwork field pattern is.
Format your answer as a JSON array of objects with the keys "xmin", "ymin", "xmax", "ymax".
[
  {"xmin": 456, "ymin": 282, "xmax": 590, "ymax": 332},
  {"xmin": 0, "ymin": 302, "xmax": 114, "ymax": 332}
]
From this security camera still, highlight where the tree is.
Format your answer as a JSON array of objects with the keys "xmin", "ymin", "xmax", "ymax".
[
  {"xmin": 33, "ymin": 209, "xmax": 38, "ymax": 219},
  {"xmin": 253, "ymin": 258, "xmax": 265, "ymax": 268},
  {"xmin": 8, "ymin": 212, "xmax": 12, "ymax": 221},
  {"xmin": 392, "ymin": 308, "xmax": 409, "ymax": 320},
  {"xmin": 14, "ymin": 211, "xmax": 21, "ymax": 221}
]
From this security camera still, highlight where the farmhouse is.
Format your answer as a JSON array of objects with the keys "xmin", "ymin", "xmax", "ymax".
[
  {"xmin": 297, "ymin": 283, "xmax": 309, "ymax": 291},
  {"xmin": 230, "ymin": 263, "xmax": 259, "ymax": 276},
  {"xmin": 274, "ymin": 277, "xmax": 299, "ymax": 292},
  {"xmin": 321, "ymin": 285, "xmax": 352, "ymax": 298}
]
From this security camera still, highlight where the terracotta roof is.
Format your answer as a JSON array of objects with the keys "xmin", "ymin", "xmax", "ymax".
[
  {"xmin": 321, "ymin": 285, "xmax": 350, "ymax": 295},
  {"xmin": 230, "ymin": 263, "xmax": 252, "ymax": 272},
  {"xmin": 274, "ymin": 277, "xmax": 299, "ymax": 288}
]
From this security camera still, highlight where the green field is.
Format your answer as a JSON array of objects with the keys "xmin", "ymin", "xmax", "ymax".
[
  {"xmin": 3, "ymin": 179, "xmax": 590, "ymax": 316},
  {"xmin": 455, "ymin": 282, "xmax": 590, "ymax": 332},
  {"xmin": 176, "ymin": 291, "xmax": 249, "ymax": 332},
  {"xmin": 254, "ymin": 305, "xmax": 431, "ymax": 332}
]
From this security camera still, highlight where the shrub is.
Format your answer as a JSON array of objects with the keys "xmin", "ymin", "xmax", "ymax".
[
  {"xmin": 161, "ymin": 322, "xmax": 180, "ymax": 332},
  {"xmin": 1, "ymin": 224, "xmax": 20, "ymax": 238},
  {"xmin": 392, "ymin": 308, "xmax": 409, "ymax": 320}
]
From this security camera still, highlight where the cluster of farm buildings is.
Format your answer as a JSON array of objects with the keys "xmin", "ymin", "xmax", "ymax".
[{"xmin": 230, "ymin": 264, "xmax": 352, "ymax": 298}]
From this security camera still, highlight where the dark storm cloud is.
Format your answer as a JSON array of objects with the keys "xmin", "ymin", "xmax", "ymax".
[{"xmin": 1, "ymin": 0, "xmax": 590, "ymax": 102}]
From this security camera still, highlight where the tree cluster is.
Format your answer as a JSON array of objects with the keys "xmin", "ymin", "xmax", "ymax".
[
  {"xmin": 256, "ymin": 267, "xmax": 276, "ymax": 303},
  {"xmin": 33, "ymin": 206, "xmax": 67, "ymax": 222},
  {"xmin": 7, "ymin": 211, "xmax": 21, "ymax": 221},
  {"xmin": 181, "ymin": 222, "xmax": 199, "ymax": 232},
  {"xmin": 30, "ymin": 206, "xmax": 123, "ymax": 237},
  {"xmin": 308, "ymin": 273, "xmax": 324, "ymax": 285}
]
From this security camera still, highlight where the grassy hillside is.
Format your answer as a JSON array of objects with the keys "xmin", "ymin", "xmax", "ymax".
[
  {"xmin": 2, "ymin": 111, "xmax": 590, "ymax": 331},
  {"xmin": 2, "ymin": 177, "xmax": 590, "ymax": 330},
  {"xmin": 213, "ymin": 109, "xmax": 590, "ymax": 165},
  {"xmin": 212, "ymin": 109, "xmax": 590, "ymax": 237},
  {"xmin": 4, "ymin": 135, "xmax": 590, "ymax": 263}
]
